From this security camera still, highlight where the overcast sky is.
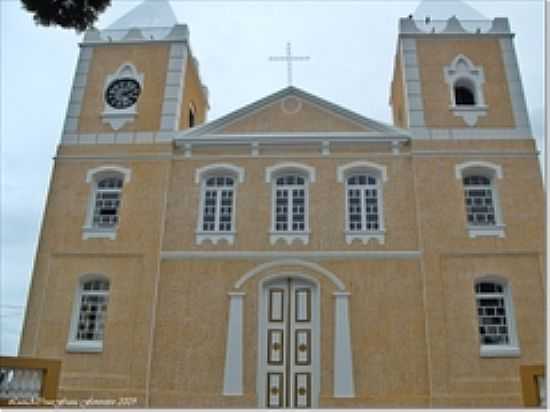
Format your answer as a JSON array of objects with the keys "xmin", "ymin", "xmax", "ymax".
[{"xmin": 0, "ymin": 0, "xmax": 544, "ymax": 356}]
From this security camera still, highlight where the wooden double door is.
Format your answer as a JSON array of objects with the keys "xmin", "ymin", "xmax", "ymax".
[{"xmin": 260, "ymin": 278, "xmax": 318, "ymax": 408}]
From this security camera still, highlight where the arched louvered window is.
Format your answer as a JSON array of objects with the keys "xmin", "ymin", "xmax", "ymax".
[
  {"xmin": 67, "ymin": 276, "xmax": 110, "ymax": 352},
  {"xmin": 463, "ymin": 174, "xmax": 496, "ymax": 226},
  {"xmin": 474, "ymin": 278, "xmax": 519, "ymax": 357},
  {"xmin": 93, "ymin": 176, "xmax": 123, "ymax": 228},
  {"xmin": 454, "ymin": 78, "xmax": 476, "ymax": 105}
]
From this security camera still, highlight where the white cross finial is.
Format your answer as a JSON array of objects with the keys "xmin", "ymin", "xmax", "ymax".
[{"xmin": 269, "ymin": 42, "xmax": 310, "ymax": 86}]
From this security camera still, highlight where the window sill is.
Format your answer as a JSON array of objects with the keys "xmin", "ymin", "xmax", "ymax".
[
  {"xmin": 66, "ymin": 341, "xmax": 103, "ymax": 353},
  {"xmin": 345, "ymin": 230, "xmax": 385, "ymax": 245},
  {"xmin": 448, "ymin": 104, "xmax": 488, "ymax": 127},
  {"xmin": 82, "ymin": 226, "xmax": 117, "ymax": 240},
  {"xmin": 195, "ymin": 231, "xmax": 236, "ymax": 245},
  {"xmin": 270, "ymin": 232, "xmax": 310, "ymax": 246},
  {"xmin": 480, "ymin": 345, "xmax": 520, "ymax": 358},
  {"xmin": 468, "ymin": 224, "xmax": 506, "ymax": 239}
]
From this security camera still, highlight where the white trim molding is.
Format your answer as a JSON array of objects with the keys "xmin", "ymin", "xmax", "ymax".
[
  {"xmin": 161, "ymin": 250, "xmax": 422, "ymax": 263},
  {"xmin": 467, "ymin": 224, "xmax": 506, "ymax": 239},
  {"xmin": 86, "ymin": 165, "xmax": 132, "ymax": 184},
  {"xmin": 82, "ymin": 226, "xmax": 117, "ymax": 240},
  {"xmin": 195, "ymin": 231, "xmax": 236, "ymax": 245},
  {"xmin": 265, "ymin": 161, "xmax": 316, "ymax": 183},
  {"xmin": 336, "ymin": 160, "xmax": 388, "ymax": 183},
  {"xmin": 345, "ymin": 230, "xmax": 386, "ymax": 245},
  {"xmin": 455, "ymin": 161, "xmax": 503, "ymax": 180},
  {"xmin": 444, "ymin": 54, "xmax": 487, "ymax": 126},
  {"xmin": 223, "ymin": 292, "xmax": 245, "ymax": 395},
  {"xmin": 101, "ymin": 63, "xmax": 144, "ymax": 130},
  {"xmin": 195, "ymin": 163, "xmax": 245, "ymax": 184},
  {"xmin": 269, "ymin": 232, "xmax": 310, "ymax": 246},
  {"xmin": 333, "ymin": 291, "xmax": 355, "ymax": 397}
]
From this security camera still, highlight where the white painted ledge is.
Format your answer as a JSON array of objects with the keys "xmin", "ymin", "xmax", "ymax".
[
  {"xmin": 223, "ymin": 292, "xmax": 245, "ymax": 396},
  {"xmin": 66, "ymin": 340, "xmax": 103, "ymax": 353},
  {"xmin": 467, "ymin": 224, "xmax": 506, "ymax": 239},
  {"xmin": 345, "ymin": 230, "xmax": 385, "ymax": 245},
  {"xmin": 195, "ymin": 231, "xmax": 236, "ymax": 245},
  {"xmin": 269, "ymin": 232, "xmax": 310, "ymax": 246},
  {"xmin": 101, "ymin": 109, "xmax": 138, "ymax": 131},
  {"xmin": 480, "ymin": 345, "xmax": 520, "ymax": 358},
  {"xmin": 449, "ymin": 104, "xmax": 488, "ymax": 126},
  {"xmin": 82, "ymin": 226, "xmax": 117, "ymax": 240}
]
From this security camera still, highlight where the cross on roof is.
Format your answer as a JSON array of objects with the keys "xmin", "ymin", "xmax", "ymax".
[{"xmin": 268, "ymin": 42, "xmax": 310, "ymax": 86}]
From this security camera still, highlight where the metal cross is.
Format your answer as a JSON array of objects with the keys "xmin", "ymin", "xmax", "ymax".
[{"xmin": 269, "ymin": 42, "xmax": 310, "ymax": 86}]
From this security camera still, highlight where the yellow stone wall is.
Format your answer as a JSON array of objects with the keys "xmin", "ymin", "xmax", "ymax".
[
  {"xmin": 78, "ymin": 44, "xmax": 171, "ymax": 134},
  {"xmin": 220, "ymin": 99, "xmax": 369, "ymax": 133},
  {"xmin": 390, "ymin": 51, "xmax": 407, "ymax": 128},
  {"xmin": 180, "ymin": 57, "xmax": 208, "ymax": 129},
  {"xmin": 415, "ymin": 38, "xmax": 515, "ymax": 129}
]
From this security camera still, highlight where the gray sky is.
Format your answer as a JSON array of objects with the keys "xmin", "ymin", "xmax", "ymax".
[{"xmin": 0, "ymin": 0, "xmax": 544, "ymax": 356}]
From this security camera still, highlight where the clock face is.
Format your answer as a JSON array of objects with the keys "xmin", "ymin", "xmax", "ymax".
[{"xmin": 105, "ymin": 78, "xmax": 141, "ymax": 110}]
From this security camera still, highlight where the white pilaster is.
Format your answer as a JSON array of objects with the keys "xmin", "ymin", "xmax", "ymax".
[
  {"xmin": 333, "ymin": 291, "xmax": 355, "ymax": 397},
  {"xmin": 223, "ymin": 292, "xmax": 245, "ymax": 396}
]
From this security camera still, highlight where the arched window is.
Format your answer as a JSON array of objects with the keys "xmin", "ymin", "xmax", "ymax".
[
  {"xmin": 444, "ymin": 54, "xmax": 487, "ymax": 126},
  {"xmin": 67, "ymin": 276, "xmax": 110, "ymax": 352},
  {"xmin": 266, "ymin": 162, "xmax": 315, "ymax": 245},
  {"xmin": 455, "ymin": 161, "xmax": 504, "ymax": 238},
  {"xmin": 274, "ymin": 174, "xmax": 307, "ymax": 233},
  {"xmin": 454, "ymin": 78, "xmax": 476, "ymax": 105},
  {"xmin": 474, "ymin": 278, "xmax": 519, "ymax": 357},
  {"xmin": 201, "ymin": 175, "xmax": 235, "ymax": 232},
  {"xmin": 195, "ymin": 163, "xmax": 244, "ymax": 245},
  {"xmin": 337, "ymin": 161, "xmax": 387, "ymax": 244},
  {"xmin": 83, "ymin": 166, "xmax": 131, "ymax": 240},
  {"xmin": 189, "ymin": 102, "xmax": 196, "ymax": 128}
]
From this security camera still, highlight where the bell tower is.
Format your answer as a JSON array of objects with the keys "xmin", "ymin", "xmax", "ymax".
[
  {"xmin": 390, "ymin": 16, "xmax": 532, "ymax": 140},
  {"xmin": 61, "ymin": 0, "xmax": 209, "ymax": 144}
]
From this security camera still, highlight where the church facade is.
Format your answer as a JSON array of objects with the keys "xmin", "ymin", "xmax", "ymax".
[{"xmin": 19, "ymin": 3, "xmax": 545, "ymax": 408}]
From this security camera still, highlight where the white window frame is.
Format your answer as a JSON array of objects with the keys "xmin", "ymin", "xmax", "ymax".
[
  {"xmin": 266, "ymin": 163, "xmax": 316, "ymax": 246},
  {"xmin": 195, "ymin": 163, "xmax": 244, "ymax": 245},
  {"xmin": 66, "ymin": 274, "xmax": 110, "ymax": 353},
  {"xmin": 337, "ymin": 161, "xmax": 387, "ymax": 245},
  {"xmin": 474, "ymin": 276, "xmax": 520, "ymax": 358},
  {"xmin": 444, "ymin": 54, "xmax": 488, "ymax": 126},
  {"xmin": 82, "ymin": 165, "xmax": 131, "ymax": 240},
  {"xmin": 455, "ymin": 161, "xmax": 505, "ymax": 239}
]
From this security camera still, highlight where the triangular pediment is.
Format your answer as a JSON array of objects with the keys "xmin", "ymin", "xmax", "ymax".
[{"xmin": 179, "ymin": 87, "xmax": 409, "ymax": 138}]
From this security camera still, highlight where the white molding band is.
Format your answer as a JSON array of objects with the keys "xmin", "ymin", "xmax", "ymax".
[
  {"xmin": 195, "ymin": 232, "xmax": 236, "ymax": 245},
  {"xmin": 232, "ymin": 259, "xmax": 347, "ymax": 291},
  {"xmin": 455, "ymin": 160, "xmax": 503, "ymax": 180},
  {"xmin": 223, "ymin": 292, "xmax": 245, "ymax": 396},
  {"xmin": 400, "ymin": 37, "xmax": 426, "ymax": 129},
  {"xmin": 63, "ymin": 46, "xmax": 93, "ymax": 135},
  {"xmin": 160, "ymin": 43, "xmax": 188, "ymax": 131},
  {"xmin": 85, "ymin": 165, "xmax": 132, "ymax": 183},
  {"xmin": 499, "ymin": 38, "xmax": 532, "ymax": 135},
  {"xmin": 269, "ymin": 233, "xmax": 309, "ymax": 246},
  {"xmin": 345, "ymin": 231, "xmax": 385, "ymax": 245},
  {"xmin": 467, "ymin": 224, "xmax": 506, "ymax": 239},
  {"xmin": 408, "ymin": 127, "xmax": 532, "ymax": 140},
  {"xmin": 333, "ymin": 292, "xmax": 355, "ymax": 397},
  {"xmin": 195, "ymin": 163, "xmax": 245, "ymax": 184},
  {"xmin": 265, "ymin": 161, "xmax": 316, "ymax": 183},
  {"xmin": 336, "ymin": 160, "xmax": 388, "ymax": 183},
  {"xmin": 161, "ymin": 250, "xmax": 422, "ymax": 263}
]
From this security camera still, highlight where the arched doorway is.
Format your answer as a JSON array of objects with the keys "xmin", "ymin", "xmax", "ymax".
[{"xmin": 258, "ymin": 275, "xmax": 320, "ymax": 408}]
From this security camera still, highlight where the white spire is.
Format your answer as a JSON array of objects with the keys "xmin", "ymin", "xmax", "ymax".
[
  {"xmin": 413, "ymin": 0, "xmax": 487, "ymax": 21},
  {"xmin": 106, "ymin": 0, "xmax": 178, "ymax": 30}
]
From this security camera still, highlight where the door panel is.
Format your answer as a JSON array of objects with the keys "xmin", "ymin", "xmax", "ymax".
[{"xmin": 262, "ymin": 279, "xmax": 315, "ymax": 408}]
